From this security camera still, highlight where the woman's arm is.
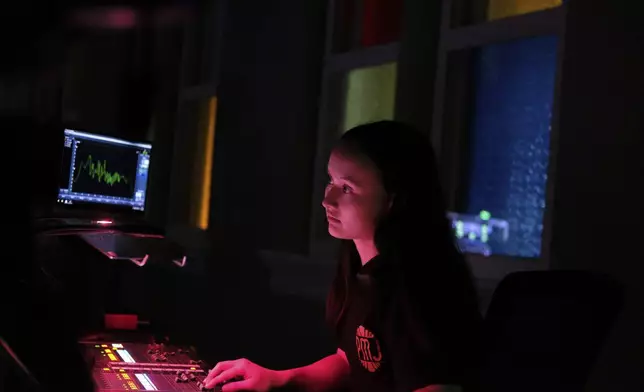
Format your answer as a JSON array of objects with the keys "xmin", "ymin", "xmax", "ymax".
[{"xmin": 274, "ymin": 348, "xmax": 350, "ymax": 392}]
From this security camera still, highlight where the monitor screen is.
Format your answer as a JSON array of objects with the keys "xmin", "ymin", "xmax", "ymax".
[
  {"xmin": 57, "ymin": 129, "xmax": 152, "ymax": 212},
  {"xmin": 448, "ymin": 210, "xmax": 510, "ymax": 257}
]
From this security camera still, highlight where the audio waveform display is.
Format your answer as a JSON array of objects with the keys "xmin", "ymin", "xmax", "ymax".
[{"xmin": 74, "ymin": 155, "xmax": 129, "ymax": 186}]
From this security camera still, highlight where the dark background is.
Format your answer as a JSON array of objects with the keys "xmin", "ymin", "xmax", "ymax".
[{"xmin": 0, "ymin": 1, "xmax": 642, "ymax": 391}]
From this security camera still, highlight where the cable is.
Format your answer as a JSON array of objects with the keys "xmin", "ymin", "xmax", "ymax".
[{"xmin": 0, "ymin": 336, "xmax": 41, "ymax": 392}]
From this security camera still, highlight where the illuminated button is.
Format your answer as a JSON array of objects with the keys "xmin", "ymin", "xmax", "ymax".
[
  {"xmin": 103, "ymin": 368, "xmax": 111, "ymax": 371},
  {"xmin": 101, "ymin": 345, "xmax": 108, "ymax": 348}
]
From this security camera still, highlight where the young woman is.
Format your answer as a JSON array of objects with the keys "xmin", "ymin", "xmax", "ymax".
[{"xmin": 204, "ymin": 121, "xmax": 482, "ymax": 392}]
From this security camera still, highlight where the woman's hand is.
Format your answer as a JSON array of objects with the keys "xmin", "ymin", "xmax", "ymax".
[{"xmin": 202, "ymin": 358, "xmax": 280, "ymax": 391}]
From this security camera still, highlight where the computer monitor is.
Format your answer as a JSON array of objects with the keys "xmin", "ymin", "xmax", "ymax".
[
  {"xmin": 447, "ymin": 210, "xmax": 510, "ymax": 257},
  {"xmin": 57, "ymin": 129, "xmax": 152, "ymax": 212}
]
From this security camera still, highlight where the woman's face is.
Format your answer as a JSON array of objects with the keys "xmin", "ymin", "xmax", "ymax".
[{"xmin": 322, "ymin": 147, "xmax": 390, "ymax": 240}]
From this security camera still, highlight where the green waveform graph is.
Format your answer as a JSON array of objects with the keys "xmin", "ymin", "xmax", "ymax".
[{"xmin": 73, "ymin": 155, "xmax": 129, "ymax": 186}]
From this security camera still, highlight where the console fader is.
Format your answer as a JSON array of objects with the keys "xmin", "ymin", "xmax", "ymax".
[{"xmin": 81, "ymin": 339, "xmax": 221, "ymax": 391}]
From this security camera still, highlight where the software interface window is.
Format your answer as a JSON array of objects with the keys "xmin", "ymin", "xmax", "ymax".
[{"xmin": 58, "ymin": 129, "xmax": 152, "ymax": 211}]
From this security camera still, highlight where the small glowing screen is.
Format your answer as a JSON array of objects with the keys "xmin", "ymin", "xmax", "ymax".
[
  {"xmin": 135, "ymin": 374, "xmax": 158, "ymax": 391},
  {"xmin": 117, "ymin": 349, "xmax": 136, "ymax": 363}
]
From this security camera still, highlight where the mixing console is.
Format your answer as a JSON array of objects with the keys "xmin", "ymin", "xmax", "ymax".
[{"xmin": 81, "ymin": 339, "xmax": 216, "ymax": 391}]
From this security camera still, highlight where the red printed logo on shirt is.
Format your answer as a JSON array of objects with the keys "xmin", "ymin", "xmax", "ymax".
[{"xmin": 356, "ymin": 325, "xmax": 383, "ymax": 372}]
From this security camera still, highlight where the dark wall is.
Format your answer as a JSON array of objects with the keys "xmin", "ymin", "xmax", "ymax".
[
  {"xmin": 144, "ymin": 25, "xmax": 184, "ymax": 227},
  {"xmin": 0, "ymin": 4, "xmax": 186, "ymax": 219},
  {"xmin": 206, "ymin": 0, "xmax": 331, "ymax": 367},
  {"xmin": 59, "ymin": 20, "xmax": 183, "ymax": 222},
  {"xmin": 550, "ymin": 1, "xmax": 643, "ymax": 391},
  {"xmin": 61, "ymin": 30, "xmax": 153, "ymax": 140},
  {"xmin": 395, "ymin": 0, "xmax": 442, "ymax": 136},
  {"xmin": 212, "ymin": 0, "xmax": 327, "ymax": 253}
]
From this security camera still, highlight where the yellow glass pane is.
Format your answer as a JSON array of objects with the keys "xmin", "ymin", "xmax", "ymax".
[
  {"xmin": 191, "ymin": 97, "xmax": 217, "ymax": 230},
  {"xmin": 343, "ymin": 62, "xmax": 397, "ymax": 132},
  {"xmin": 487, "ymin": 0, "xmax": 562, "ymax": 21},
  {"xmin": 198, "ymin": 97, "xmax": 217, "ymax": 230}
]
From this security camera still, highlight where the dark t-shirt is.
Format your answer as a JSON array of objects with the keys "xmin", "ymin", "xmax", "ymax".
[{"xmin": 338, "ymin": 255, "xmax": 482, "ymax": 392}]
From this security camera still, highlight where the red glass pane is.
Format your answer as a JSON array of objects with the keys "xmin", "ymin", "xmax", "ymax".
[
  {"xmin": 332, "ymin": 0, "xmax": 403, "ymax": 53},
  {"xmin": 361, "ymin": 0, "xmax": 403, "ymax": 47}
]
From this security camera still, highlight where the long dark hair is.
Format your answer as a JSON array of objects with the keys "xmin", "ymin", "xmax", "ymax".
[{"xmin": 325, "ymin": 120, "xmax": 479, "ymax": 333}]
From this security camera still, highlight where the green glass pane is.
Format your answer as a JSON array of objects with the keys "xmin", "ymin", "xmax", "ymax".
[{"xmin": 343, "ymin": 62, "xmax": 397, "ymax": 132}]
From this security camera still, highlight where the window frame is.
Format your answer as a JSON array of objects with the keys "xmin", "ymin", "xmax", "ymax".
[
  {"xmin": 432, "ymin": 0, "xmax": 567, "ymax": 280},
  {"xmin": 308, "ymin": 0, "xmax": 402, "ymax": 257},
  {"xmin": 308, "ymin": 0, "xmax": 566, "ymax": 278},
  {"xmin": 168, "ymin": 0, "xmax": 225, "ymax": 230}
]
